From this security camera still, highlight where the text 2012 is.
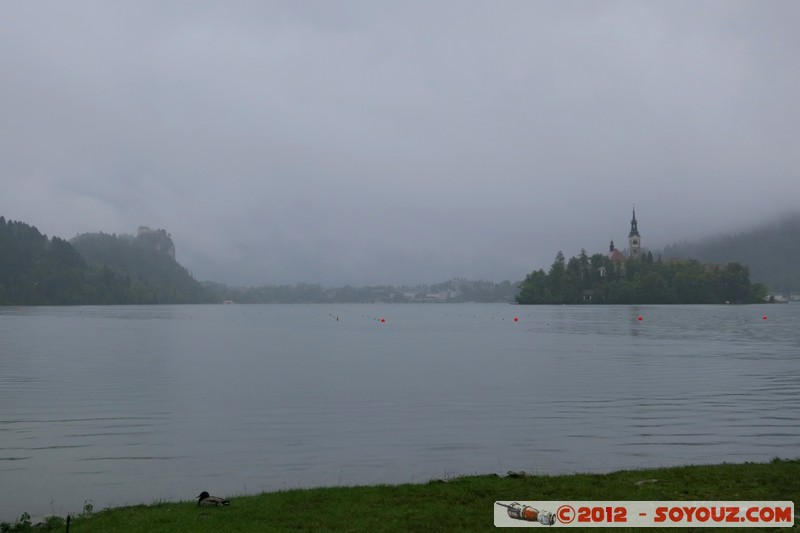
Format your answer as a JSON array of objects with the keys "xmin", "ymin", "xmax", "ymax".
[{"xmin": 556, "ymin": 505, "xmax": 627, "ymax": 524}]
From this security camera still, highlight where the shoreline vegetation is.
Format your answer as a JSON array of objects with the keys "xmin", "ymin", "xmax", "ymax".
[
  {"xmin": 0, "ymin": 214, "xmax": 790, "ymax": 307},
  {"xmin": 0, "ymin": 217, "xmax": 518, "ymax": 306},
  {"xmin": 4, "ymin": 459, "xmax": 797, "ymax": 532},
  {"xmin": 3, "ymin": 214, "xmax": 797, "ymax": 307}
]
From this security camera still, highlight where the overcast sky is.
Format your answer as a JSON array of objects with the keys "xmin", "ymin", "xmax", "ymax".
[{"xmin": 2, "ymin": 1, "xmax": 798, "ymax": 286}]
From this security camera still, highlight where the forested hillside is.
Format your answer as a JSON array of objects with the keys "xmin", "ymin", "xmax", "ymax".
[
  {"xmin": 0, "ymin": 217, "xmax": 128, "ymax": 304},
  {"xmin": 0, "ymin": 216, "xmax": 211, "ymax": 305},
  {"xmin": 70, "ymin": 231, "xmax": 211, "ymax": 304},
  {"xmin": 660, "ymin": 212, "xmax": 800, "ymax": 293}
]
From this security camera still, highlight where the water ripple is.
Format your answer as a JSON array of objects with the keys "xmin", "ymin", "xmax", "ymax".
[{"xmin": 2, "ymin": 303, "xmax": 799, "ymax": 523}]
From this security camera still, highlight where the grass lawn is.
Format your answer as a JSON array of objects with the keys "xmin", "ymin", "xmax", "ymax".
[{"xmin": 3, "ymin": 459, "xmax": 797, "ymax": 532}]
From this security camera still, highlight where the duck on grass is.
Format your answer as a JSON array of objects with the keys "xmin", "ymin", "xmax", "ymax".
[{"xmin": 196, "ymin": 492, "xmax": 230, "ymax": 507}]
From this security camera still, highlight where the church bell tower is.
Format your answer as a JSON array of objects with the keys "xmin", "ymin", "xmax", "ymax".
[{"xmin": 628, "ymin": 206, "xmax": 641, "ymax": 260}]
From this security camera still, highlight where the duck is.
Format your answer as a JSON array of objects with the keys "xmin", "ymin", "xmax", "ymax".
[{"xmin": 197, "ymin": 491, "xmax": 231, "ymax": 507}]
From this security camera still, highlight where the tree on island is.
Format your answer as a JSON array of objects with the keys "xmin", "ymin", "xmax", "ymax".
[{"xmin": 516, "ymin": 250, "xmax": 768, "ymax": 305}]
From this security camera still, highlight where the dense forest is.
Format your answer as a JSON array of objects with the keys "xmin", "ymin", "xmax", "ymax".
[
  {"xmin": 516, "ymin": 249, "xmax": 768, "ymax": 305},
  {"xmin": 660, "ymin": 212, "xmax": 800, "ymax": 293},
  {"xmin": 0, "ymin": 217, "xmax": 128, "ymax": 305},
  {"xmin": 0, "ymin": 217, "xmax": 212, "ymax": 305}
]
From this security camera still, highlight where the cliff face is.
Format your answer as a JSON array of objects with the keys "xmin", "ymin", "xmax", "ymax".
[{"xmin": 137, "ymin": 227, "xmax": 176, "ymax": 259}]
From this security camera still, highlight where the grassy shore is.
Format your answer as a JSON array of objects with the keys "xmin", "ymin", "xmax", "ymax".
[{"xmin": 4, "ymin": 459, "xmax": 797, "ymax": 532}]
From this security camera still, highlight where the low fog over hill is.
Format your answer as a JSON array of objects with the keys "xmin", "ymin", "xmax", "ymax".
[{"xmin": 660, "ymin": 212, "xmax": 800, "ymax": 293}]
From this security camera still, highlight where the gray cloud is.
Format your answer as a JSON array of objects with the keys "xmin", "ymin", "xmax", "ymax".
[{"xmin": 2, "ymin": 1, "xmax": 798, "ymax": 286}]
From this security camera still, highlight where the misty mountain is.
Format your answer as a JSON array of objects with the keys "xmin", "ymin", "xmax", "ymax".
[
  {"xmin": 659, "ymin": 212, "xmax": 800, "ymax": 293},
  {"xmin": 70, "ymin": 229, "xmax": 211, "ymax": 304}
]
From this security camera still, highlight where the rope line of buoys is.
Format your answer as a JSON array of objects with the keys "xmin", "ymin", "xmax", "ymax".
[
  {"xmin": 322, "ymin": 309, "xmax": 773, "ymax": 328},
  {"xmin": 326, "ymin": 307, "xmax": 388, "ymax": 324}
]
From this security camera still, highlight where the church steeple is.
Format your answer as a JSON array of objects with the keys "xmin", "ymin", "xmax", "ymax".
[
  {"xmin": 629, "ymin": 207, "xmax": 639, "ymax": 237},
  {"xmin": 628, "ymin": 206, "xmax": 641, "ymax": 259}
]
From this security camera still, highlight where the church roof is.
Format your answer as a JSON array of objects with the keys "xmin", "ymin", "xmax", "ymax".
[{"xmin": 608, "ymin": 249, "xmax": 626, "ymax": 262}]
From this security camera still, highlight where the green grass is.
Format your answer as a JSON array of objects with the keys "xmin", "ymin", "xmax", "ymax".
[{"xmin": 4, "ymin": 459, "xmax": 797, "ymax": 532}]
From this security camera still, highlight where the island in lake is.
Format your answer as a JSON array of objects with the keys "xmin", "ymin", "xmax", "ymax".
[{"xmin": 516, "ymin": 208, "xmax": 768, "ymax": 305}]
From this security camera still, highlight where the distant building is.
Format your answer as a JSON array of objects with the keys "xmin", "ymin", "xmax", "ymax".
[{"xmin": 607, "ymin": 207, "xmax": 642, "ymax": 262}]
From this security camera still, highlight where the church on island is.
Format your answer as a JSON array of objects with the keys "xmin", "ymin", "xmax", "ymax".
[
  {"xmin": 608, "ymin": 207, "xmax": 641, "ymax": 262},
  {"xmin": 518, "ymin": 205, "xmax": 767, "ymax": 305}
]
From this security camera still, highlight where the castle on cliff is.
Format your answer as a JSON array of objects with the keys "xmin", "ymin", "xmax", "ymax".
[{"xmin": 137, "ymin": 226, "xmax": 176, "ymax": 259}]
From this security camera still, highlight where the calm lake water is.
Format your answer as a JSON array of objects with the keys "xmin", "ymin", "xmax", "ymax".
[{"xmin": 1, "ymin": 303, "xmax": 798, "ymax": 520}]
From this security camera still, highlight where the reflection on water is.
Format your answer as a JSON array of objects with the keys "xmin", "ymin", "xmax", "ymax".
[{"xmin": 1, "ymin": 304, "xmax": 798, "ymax": 520}]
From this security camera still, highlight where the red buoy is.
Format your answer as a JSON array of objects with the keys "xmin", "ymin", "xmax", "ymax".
[
  {"xmin": 380, "ymin": 317, "xmax": 386, "ymax": 323},
  {"xmin": 637, "ymin": 315, "xmax": 643, "ymax": 321},
  {"xmin": 514, "ymin": 317, "xmax": 519, "ymax": 322}
]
